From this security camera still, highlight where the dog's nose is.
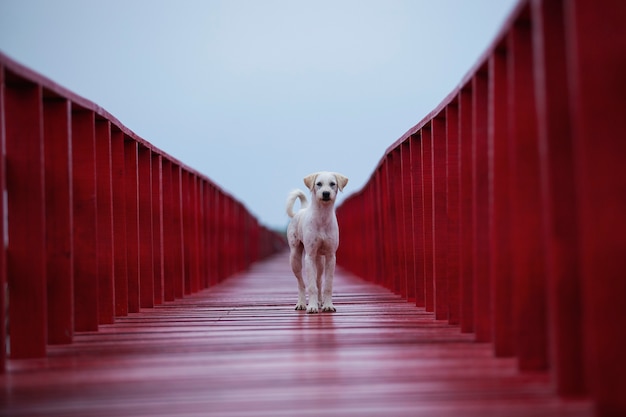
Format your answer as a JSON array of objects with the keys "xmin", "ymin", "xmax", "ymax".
[{"xmin": 322, "ymin": 191, "xmax": 331, "ymax": 200}]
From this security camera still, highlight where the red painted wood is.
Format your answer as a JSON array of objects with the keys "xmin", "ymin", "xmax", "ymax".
[
  {"xmin": 110, "ymin": 128, "xmax": 128, "ymax": 317},
  {"xmin": 137, "ymin": 145, "xmax": 154, "ymax": 309},
  {"xmin": 432, "ymin": 115, "xmax": 448, "ymax": 320},
  {"xmin": 507, "ymin": 10, "xmax": 549, "ymax": 371},
  {"xmin": 95, "ymin": 118, "xmax": 115, "ymax": 325},
  {"xmin": 71, "ymin": 107, "xmax": 99, "ymax": 332},
  {"xmin": 565, "ymin": 0, "xmax": 626, "ymax": 414},
  {"xmin": 421, "ymin": 124, "xmax": 434, "ymax": 313},
  {"xmin": 458, "ymin": 87, "xmax": 474, "ymax": 333},
  {"xmin": 488, "ymin": 45, "xmax": 515, "ymax": 358},
  {"xmin": 124, "ymin": 139, "xmax": 140, "ymax": 312},
  {"xmin": 0, "ymin": 253, "xmax": 593, "ymax": 416},
  {"xmin": 151, "ymin": 153, "xmax": 164, "ymax": 304},
  {"xmin": 400, "ymin": 139, "xmax": 416, "ymax": 301},
  {"xmin": 445, "ymin": 102, "xmax": 460, "ymax": 326},
  {"xmin": 471, "ymin": 70, "xmax": 491, "ymax": 343},
  {"xmin": 0, "ymin": 65, "xmax": 6, "ymax": 368},
  {"xmin": 43, "ymin": 96, "xmax": 74, "ymax": 344},
  {"xmin": 410, "ymin": 133, "xmax": 425, "ymax": 307},
  {"xmin": 387, "ymin": 150, "xmax": 402, "ymax": 295},
  {"xmin": 170, "ymin": 164, "xmax": 185, "ymax": 297},
  {"xmin": 160, "ymin": 159, "xmax": 176, "ymax": 302},
  {"xmin": 4, "ymin": 76, "xmax": 47, "ymax": 358},
  {"xmin": 531, "ymin": 0, "xmax": 585, "ymax": 397}
]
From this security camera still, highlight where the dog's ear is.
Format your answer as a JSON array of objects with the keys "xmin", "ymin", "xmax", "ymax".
[
  {"xmin": 303, "ymin": 173, "xmax": 318, "ymax": 191},
  {"xmin": 334, "ymin": 173, "xmax": 349, "ymax": 192}
]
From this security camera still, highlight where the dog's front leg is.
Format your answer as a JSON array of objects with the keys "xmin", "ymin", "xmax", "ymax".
[
  {"xmin": 304, "ymin": 254, "xmax": 319, "ymax": 314},
  {"xmin": 321, "ymin": 254, "xmax": 337, "ymax": 312}
]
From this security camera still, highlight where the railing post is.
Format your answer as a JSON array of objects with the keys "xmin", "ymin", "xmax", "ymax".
[
  {"xmin": 138, "ymin": 145, "xmax": 154, "ymax": 308},
  {"xmin": 445, "ymin": 101, "xmax": 460, "ymax": 325},
  {"xmin": 531, "ymin": 0, "xmax": 585, "ymax": 396},
  {"xmin": 95, "ymin": 118, "xmax": 114, "ymax": 324},
  {"xmin": 0, "ymin": 65, "xmax": 5, "ymax": 368},
  {"xmin": 488, "ymin": 44, "xmax": 515, "ymax": 358},
  {"xmin": 72, "ymin": 107, "xmax": 99, "ymax": 332},
  {"xmin": 5, "ymin": 77, "xmax": 47, "ymax": 358},
  {"xmin": 44, "ymin": 96, "xmax": 73, "ymax": 344},
  {"xmin": 152, "ymin": 153, "xmax": 164, "ymax": 304},
  {"xmin": 421, "ymin": 124, "xmax": 434, "ymax": 312},
  {"xmin": 400, "ymin": 140, "xmax": 416, "ymax": 302},
  {"xmin": 409, "ymin": 133, "xmax": 425, "ymax": 307},
  {"xmin": 507, "ymin": 9, "xmax": 549, "ymax": 372},
  {"xmin": 565, "ymin": 0, "xmax": 626, "ymax": 413},
  {"xmin": 111, "ymin": 129, "xmax": 128, "ymax": 316},
  {"xmin": 124, "ymin": 138, "xmax": 140, "ymax": 312},
  {"xmin": 458, "ymin": 86, "xmax": 474, "ymax": 333},
  {"xmin": 432, "ymin": 114, "xmax": 449, "ymax": 321},
  {"xmin": 472, "ymin": 69, "xmax": 491, "ymax": 342}
]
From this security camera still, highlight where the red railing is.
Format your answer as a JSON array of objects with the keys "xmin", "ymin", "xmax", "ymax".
[
  {"xmin": 337, "ymin": 0, "xmax": 626, "ymax": 415},
  {"xmin": 0, "ymin": 52, "xmax": 286, "ymax": 365}
]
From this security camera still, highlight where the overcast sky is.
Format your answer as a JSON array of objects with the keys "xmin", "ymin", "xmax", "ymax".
[{"xmin": 0, "ymin": 0, "xmax": 518, "ymax": 230}]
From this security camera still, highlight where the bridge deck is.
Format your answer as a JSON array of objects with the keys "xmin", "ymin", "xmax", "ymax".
[{"xmin": 1, "ymin": 253, "xmax": 591, "ymax": 416}]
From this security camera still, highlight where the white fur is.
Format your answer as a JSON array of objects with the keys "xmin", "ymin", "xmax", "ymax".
[{"xmin": 286, "ymin": 171, "xmax": 348, "ymax": 314}]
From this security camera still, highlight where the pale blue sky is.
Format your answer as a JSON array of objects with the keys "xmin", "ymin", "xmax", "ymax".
[{"xmin": 0, "ymin": 0, "xmax": 518, "ymax": 230}]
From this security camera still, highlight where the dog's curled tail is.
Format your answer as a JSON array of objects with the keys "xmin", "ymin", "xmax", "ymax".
[{"xmin": 286, "ymin": 189, "xmax": 308, "ymax": 218}]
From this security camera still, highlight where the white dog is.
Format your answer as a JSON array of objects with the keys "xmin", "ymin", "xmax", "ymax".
[{"xmin": 286, "ymin": 171, "xmax": 348, "ymax": 314}]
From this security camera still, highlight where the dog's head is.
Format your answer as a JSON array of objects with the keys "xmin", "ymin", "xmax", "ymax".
[{"xmin": 303, "ymin": 171, "xmax": 349, "ymax": 204}]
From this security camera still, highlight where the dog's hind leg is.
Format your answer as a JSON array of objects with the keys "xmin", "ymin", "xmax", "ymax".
[
  {"xmin": 290, "ymin": 247, "xmax": 306, "ymax": 310},
  {"xmin": 321, "ymin": 254, "xmax": 337, "ymax": 312}
]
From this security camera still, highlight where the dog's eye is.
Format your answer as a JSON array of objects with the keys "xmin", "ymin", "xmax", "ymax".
[
  {"xmin": 330, "ymin": 182, "xmax": 336, "ymax": 187},
  {"xmin": 316, "ymin": 182, "xmax": 322, "ymax": 187}
]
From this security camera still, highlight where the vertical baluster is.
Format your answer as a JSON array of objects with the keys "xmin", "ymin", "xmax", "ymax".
[
  {"xmin": 0, "ymin": 65, "xmax": 7, "ymax": 368},
  {"xmin": 445, "ymin": 101, "xmax": 460, "ymax": 325},
  {"xmin": 565, "ymin": 0, "xmax": 626, "ymax": 412},
  {"xmin": 124, "ymin": 139, "xmax": 140, "ymax": 312},
  {"xmin": 400, "ymin": 140, "xmax": 416, "ymax": 302},
  {"xmin": 458, "ymin": 86, "xmax": 474, "ymax": 333},
  {"xmin": 72, "ymin": 107, "xmax": 98, "ymax": 332},
  {"xmin": 410, "ymin": 133, "xmax": 425, "ymax": 307},
  {"xmin": 95, "ymin": 118, "xmax": 114, "ymax": 324},
  {"xmin": 489, "ymin": 44, "xmax": 515, "ymax": 357},
  {"xmin": 421, "ymin": 123, "xmax": 434, "ymax": 312},
  {"xmin": 507, "ymin": 8, "xmax": 549, "ymax": 371},
  {"xmin": 472, "ymin": 70, "xmax": 492, "ymax": 342},
  {"xmin": 138, "ymin": 145, "xmax": 153, "ymax": 308},
  {"xmin": 152, "ymin": 153, "xmax": 164, "ymax": 304},
  {"xmin": 432, "ymin": 115, "xmax": 448, "ymax": 321},
  {"xmin": 5, "ymin": 77, "xmax": 47, "ymax": 357},
  {"xmin": 111, "ymin": 129, "xmax": 128, "ymax": 316},
  {"xmin": 44, "ymin": 96, "xmax": 73, "ymax": 343}
]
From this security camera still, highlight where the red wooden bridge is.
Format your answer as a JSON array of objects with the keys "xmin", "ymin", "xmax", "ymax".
[{"xmin": 1, "ymin": 0, "xmax": 625, "ymax": 416}]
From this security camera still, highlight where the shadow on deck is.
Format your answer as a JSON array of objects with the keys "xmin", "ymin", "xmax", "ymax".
[{"xmin": 1, "ymin": 252, "xmax": 592, "ymax": 416}]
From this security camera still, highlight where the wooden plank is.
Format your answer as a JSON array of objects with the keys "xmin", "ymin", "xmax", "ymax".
[
  {"xmin": 1, "ymin": 253, "xmax": 592, "ymax": 416},
  {"xmin": 410, "ymin": 133, "xmax": 425, "ymax": 308},
  {"xmin": 137, "ymin": 145, "xmax": 154, "ymax": 309},
  {"xmin": 421, "ymin": 123, "xmax": 434, "ymax": 313},
  {"xmin": 124, "ymin": 139, "xmax": 140, "ymax": 312}
]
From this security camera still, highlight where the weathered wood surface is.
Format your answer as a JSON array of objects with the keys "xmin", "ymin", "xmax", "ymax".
[{"xmin": 1, "ymin": 253, "xmax": 591, "ymax": 416}]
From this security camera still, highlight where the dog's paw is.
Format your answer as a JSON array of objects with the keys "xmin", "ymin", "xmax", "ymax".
[
  {"xmin": 306, "ymin": 305, "xmax": 319, "ymax": 314},
  {"xmin": 295, "ymin": 303, "xmax": 306, "ymax": 311},
  {"xmin": 321, "ymin": 304, "xmax": 336, "ymax": 313}
]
